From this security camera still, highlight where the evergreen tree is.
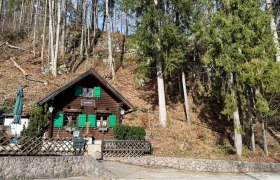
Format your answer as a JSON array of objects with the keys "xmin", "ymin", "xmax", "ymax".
[
  {"xmin": 123, "ymin": 0, "xmax": 199, "ymax": 126},
  {"xmin": 21, "ymin": 105, "xmax": 48, "ymax": 137},
  {"xmin": 197, "ymin": 0, "xmax": 277, "ymax": 157}
]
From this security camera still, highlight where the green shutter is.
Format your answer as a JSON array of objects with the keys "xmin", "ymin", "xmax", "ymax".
[
  {"xmin": 78, "ymin": 114, "xmax": 87, "ymax": 128},
  {"xmin": 88, "ymin": 114, "xmax": 96, "ymax": 128},
  {"xmin": 94, "ymin": 87, "xmax": 101, "ymax": 98},
  {"xmin": 75, "ymin": 85, "xmax": 83, "ymax": 96},
  {"xmin": 109, "ymin": 115, "xmax": 117, "ymax": 128},
  {"xmin": 54, "ymin": 113, "xmax": 63, "ymax": 128}
]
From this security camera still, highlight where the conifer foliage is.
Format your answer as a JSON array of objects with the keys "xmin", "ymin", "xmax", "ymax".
[{"xmin": 195, "ymin": 0, "xmax": 280, "ymax": 156}]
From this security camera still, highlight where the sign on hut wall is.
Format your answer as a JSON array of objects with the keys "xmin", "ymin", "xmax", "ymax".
[{"xmin": 81, "ymin": 99, "xmax": 95, "ymax": 106}]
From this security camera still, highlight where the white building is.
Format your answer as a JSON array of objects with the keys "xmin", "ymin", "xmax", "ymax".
[{"xmin": 3, "ymin": 114, "xmax": 29, "ymax": 136}]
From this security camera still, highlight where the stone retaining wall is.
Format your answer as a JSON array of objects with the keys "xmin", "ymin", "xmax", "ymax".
[
  {"xmin": 0, "ymin": 156, "xmax": 114, "ymax": 180},
  {"xmin": 105, "ymin": 156, "xmax": 280, "ymax": 173}
]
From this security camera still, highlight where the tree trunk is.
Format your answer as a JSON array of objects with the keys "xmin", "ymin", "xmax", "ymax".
[
  {"xmin": 233, "ymin": 108, "xmax": 242, "ymax": 157},
  {"xmin": 248, "ymin": 88, "xmax": 256, "ymax": 153},
  {"xmin": 106, "ymin": 0, "xmax": 114, "ymax": 79},
  {"xmin": 60, "ymin": 0, "xmax": 66, "ymax": 58},
  {"xmin": 19, "ymin": 0, "xmax": 24, "ymax": 28},
  {"xmin": 261, "ymin": 118, "xmax": 269, "ymax": 155},
  {"xmin": 182, "ymin": 71, "xmax": 191, "ymax": 123},
  {"xmin": 96, "ymin": 0, "xmax": 99, "ymax": 29},
  {"xmin": 48, "ymin": 0, "xmax": 55, "ymax": 75},
  {"xmin": 266, "ymin": 0, "xmax": 280, "ymax": 62},
  {"xmin": 102, "ymin": 10, "xmax": 106, "ymax": 32},
  {"xmin": 33, "ymin": 0, "xmax": 39, "ymax": 58},
  {"xmin": 249, "ymin": 116, "xmax": 256, "ymax": 152},
  {"xmin": 41, "ymin": 0, "xmax": 48, "ymax": 72},
  {"xmin": 230, "ymin": 73, "xmax": 242, "ymax": 157},
  {"xmin": 53, "ymin": 0, "xmax": 61, "ymax": 77},
  {"xmin": 91, "ymin": 0, "xmax": 95, "ymax": 28},
  {"xmin": 91, "ymin": 0, "xmax": 97, "ymax": 56},
  {"xmin": 157, "ymin": 60, "xmax": 167, "ymax": 127},
  {"xmin": 113, "ymin": 7, "xmax": 116, "ymax": 33},
  {"xmin": 80, "ymin": 0, "xmax": 86, "ymax": 57},
  {"xmin": 125, "ymin": 12, "xmax": 128, "ymax": 35},
  {"xmin": 5, "ymin": 42, "xmax": 37, "ymax": 54},
  {"xmin": 0, "ymin": 0, "xmax": 5, "ymax": 31},
  {"xmin": 28, "ymin": 0, "xmax": 34, "ymax": 37},
  {"xmin": 154, "ymin": 0, "xmax": 167, "ymax": 128},
  {"xmin": 9, "ymin": 58, "xmax": 28, "ymax": 79},
  {"xmin": 12, "ymin": 7, "xmax": 17, "ymax": 30},
  {"xmin": 0, "ymin": 0, "xmax": 3, "ymax": 20}
]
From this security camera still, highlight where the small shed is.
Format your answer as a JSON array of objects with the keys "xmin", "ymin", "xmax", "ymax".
[{"xmin": 37, "ymin": 68, "xmax": 134, "ymax": 140}]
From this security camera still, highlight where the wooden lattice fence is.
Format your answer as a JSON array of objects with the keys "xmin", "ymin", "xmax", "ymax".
[
  {"xmin": 101, "ymin": 140, "xmax": 151, "ymax": 157},
  {"xmin": 0, "ymin": 136, "xmax": 87, "ymax": 156}
]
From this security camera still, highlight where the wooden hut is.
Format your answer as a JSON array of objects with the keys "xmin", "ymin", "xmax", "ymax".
[{"xmin": 37, "ymin": 68, "xmax": 134, "ymax": 140}]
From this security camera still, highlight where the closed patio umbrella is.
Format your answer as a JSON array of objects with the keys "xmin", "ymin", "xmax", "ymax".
[
  {"xmin": 12, "ymin": 87, "xmax": 23, "ymax": 144},
  {"xmin": 13, "ymin": 87, "xmax": 23, "ymax": 125}
]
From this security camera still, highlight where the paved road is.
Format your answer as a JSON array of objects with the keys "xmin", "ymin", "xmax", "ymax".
[
  {"xmin": 42, "ymin": 161, "xmax": 280, "ymax": 180},
  {"xmin": 101, "ymin": 161, "xmax": 280, "ymax": 180}
]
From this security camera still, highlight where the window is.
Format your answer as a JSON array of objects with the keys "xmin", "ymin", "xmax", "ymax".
[
  {"xmin": 75, "ymin": 86, "xmax": 100, "ymax": 98},
  {"xmin": 63, "ymin": 115, "xmax": 69, "ymax": 126},
  {"xmin": 96, "ymin": 114, "xmax": 108, "ymax": 128},
  {"xmin": 103, "ymin": 119, "xmax": 107, "ymax": 127},
  {"xmin": 82, "ymin": 88, "xmax": 88, "ymax": 97},
  {"xmin": 64, "ymin": 114, "xmax": 78, "ymax": 127},
  {"xmin": 88, "ymin": 88, "xmax": 93, "ymax": 97}
]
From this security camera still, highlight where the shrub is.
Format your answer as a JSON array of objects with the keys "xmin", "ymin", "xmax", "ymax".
[
  {"xmin": 113, "ymin": 124, "xmax": 146, "ymax": 140},
  {"xmin": 113, "ymin": 124, "xmax": 130, "ymax": 140},
  {"xmin": 21, "ymin": 105, "xmax": 48, "ymax": 137}
]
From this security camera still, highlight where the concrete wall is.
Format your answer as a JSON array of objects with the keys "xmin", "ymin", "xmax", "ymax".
[
  {"xmin": 105, "ymin": 156, "xmax": 280, "ymax": 173},
  {"xmin": 0, "ymin": 156, "xmax": 114, "ymax": 180}
]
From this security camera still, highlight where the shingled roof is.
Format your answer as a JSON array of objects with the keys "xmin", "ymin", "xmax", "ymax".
[{"xmin": 37, "ymin": 68, "xmax": 134, "ymax": 110}]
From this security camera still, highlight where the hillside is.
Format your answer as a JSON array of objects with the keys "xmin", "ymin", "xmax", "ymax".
[{"xmin": 0, "ymin": 33, "xmax": 280, "ymax": 163}]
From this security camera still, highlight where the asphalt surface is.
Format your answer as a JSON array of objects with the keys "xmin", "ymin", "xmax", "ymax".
[
  {"xmin": 42, "ymin": 161, "xmax": 280, "ymax": 180},
  {"xmin": 101, "ymin": 161, "xmax": 280, "ymax": 180}
]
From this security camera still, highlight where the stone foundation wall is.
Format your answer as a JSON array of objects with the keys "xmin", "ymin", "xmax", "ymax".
[
  {"xmin": 0, "ymin": 156, "xmax": 114, "ymax": 180},
  {"xmin": 105, "ymin": 156, "xmax": 280, "ymax": 173}
]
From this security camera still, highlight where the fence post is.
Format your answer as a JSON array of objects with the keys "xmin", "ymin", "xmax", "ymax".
[{"xmin": 101, "ymin": 140, "xmax": 104, "ymax": 160}]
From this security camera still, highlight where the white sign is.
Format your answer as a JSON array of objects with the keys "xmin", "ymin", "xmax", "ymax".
[{"xmin": 73, "ymin": 129, "xmax": 80, "ymax": 137}]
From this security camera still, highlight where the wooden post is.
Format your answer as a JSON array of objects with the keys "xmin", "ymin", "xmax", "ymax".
[{"xmin": 48, "ymin": 112, "xmax": 54, "ymax": 138}]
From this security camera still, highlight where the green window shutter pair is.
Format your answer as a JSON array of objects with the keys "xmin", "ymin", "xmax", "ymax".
[
  {"xmin": 54, "ymin": 113, "xmax": 63, "ymax": 128},
  {"xmin": 76, "ymin": 86, "xmax": 101, "ymax": 98},
  {"xmin": 94, "ymin": 87, "xmax": 101, "ymax": 98},
  {"xmin": 88, "ymin": 114, "xmax": 96, "ymax": 128},
  {"xmin": 78, "ymin": 114, "xmax": 87, "ymax": 128},
  {"xmin": 75, "ymin": 85, "xmax": 83, "ymax": 96},
  {"xmin": 109, "ymin": 115, "xmax": 117, "ymax": 128}
]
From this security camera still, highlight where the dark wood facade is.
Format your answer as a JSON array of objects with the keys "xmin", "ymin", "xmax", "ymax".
[{"xmin": 38, "ymin": 69, "xmax": 133, "ymax": 140}]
